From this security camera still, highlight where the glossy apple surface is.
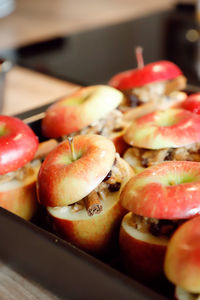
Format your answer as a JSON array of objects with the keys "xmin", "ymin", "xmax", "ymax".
[
  {"xmin": 42, "ymin": 85, "xmax": 123, "ymax": 138},
  {"xmin": 109, "ymin": 127, "xmax": 129, "ymax": 155},
  {"xmin": 119, "ymin": 212, "xmax": 168, "ymax": 283},
  {"xmin": 165, "ymin": 216, "xmax": 200, "ymax": 294},
  {"xmin": 182, "ymin": 93, "xmax": 200, "ymax": 115},
  {"xmin": 0, "ymin": 162, "xmax": 40, "ymax": 220},
  {"xmin": 124, "ymin": 109, "xmax": 200, "ymax": 149},
  {"xmin": 109, "ymin": 61, "xmax": 183, "ymax": 90},
  {"xmin": 37, "ymin": 135, "xmax": 116, "ymax": 207},
  {"xmin": 0, "ymin": 115, "xmax": 38, "ymax": 175},
  {"xmin": 120, "ymin": 161, "xmax": 200, "ymax": 219},
  {"xmin": 47, "ymin": 156, "xmax": 133, "ymax": 255}
]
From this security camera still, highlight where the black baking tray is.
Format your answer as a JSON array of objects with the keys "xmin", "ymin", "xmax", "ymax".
[{"xmin": 0, "ymin": 110, "xmax": 171, "ymax": 300}]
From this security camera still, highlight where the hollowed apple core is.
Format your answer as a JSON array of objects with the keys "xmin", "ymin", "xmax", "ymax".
[
  {"xmin": 0, "ymin": 124, "xmax": 9, "ymax": 136},
  {"xmin": 155, "ymin": 110, "xmax": 181, "ymax": 127},
  {"xmin": 163, "ymin": 172, "xmax": 200, "ymax": 186},
  {"xmin": 57, "ymin": 150, "xmax": 82, "ymax": 165}
]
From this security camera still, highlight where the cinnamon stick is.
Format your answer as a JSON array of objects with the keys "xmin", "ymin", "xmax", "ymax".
[{"xmin": 84, "ymin": 190, "xmax": 103, "ymax": 216}]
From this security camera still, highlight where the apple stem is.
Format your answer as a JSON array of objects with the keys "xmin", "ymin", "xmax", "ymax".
[
  {"xmin": 135, "ymin": 46, "xmax": 144, "ymax": 69},
  {"xmin": 67, "ymin": 137, "xmax": 76, "ymax": 161}
]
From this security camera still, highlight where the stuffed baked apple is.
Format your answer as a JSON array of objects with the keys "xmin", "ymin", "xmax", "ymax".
[
  {"xmin": 119, "ymin": 161, "xmax": 200, "ymax": 284},
  {"xmin": 0, "ymin": 115, "xmax": 39, "ymax": 220},
  {"xmin": 165, "ymin": 216, "xmax": 200, "ymax": 300},
  {"xmin": 37, "ymin": 134, "xmax": 134, "ymax": 255},
  {"xmin": 42, "ymin": 85, "xmax": 129, "ymax": 155},
  {"xmin": 109, "ymin": 47, "xmax": 186, "ymax": 113},
  {"xmin": 109, "ymin": 48, "xmax": 187, "ymax": 120},
  {"xmin": 123, "ymin": 108, "xmax": 200, "ymax": 173}
]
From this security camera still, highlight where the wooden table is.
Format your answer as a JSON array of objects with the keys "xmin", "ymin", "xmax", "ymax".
[{"xmin": 0, "ymin": 0, "xmax": 175, "ymax": 298}]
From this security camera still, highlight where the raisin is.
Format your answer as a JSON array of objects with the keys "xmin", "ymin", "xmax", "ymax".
[
  {"xmin": 103, "ymin": 170, "xmax": 112, "ymax": 182},
  {"xmin": 164, "ymin": 150, "xmax": 173, "ymax": 161},
  {"xmin": 113, "ymin": 127, "xmax": 124, "ymax": 132},
  {"xmin": 141, "ymin": 157, "xmax": 149, "ymax": 168},
  {"xmin": 108, "ymin": 182, "xmax": 121, "ymax": 192},
  {"xmin": 149, "ymin": 219, "xmax": 183, "ymax": 238}
]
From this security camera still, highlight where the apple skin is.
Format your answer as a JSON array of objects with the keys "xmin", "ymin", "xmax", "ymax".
[
  {"xmin": 165, "ymin": 216, "xmax": 200, "ymax": 294},
  {"xmin": 120, "ymin": 161, "xmax": 200, "ymax": 220},
  {"xmin": 37, "ymin": 135, "xmax": 116, "ymax": 207},
  {"xmin": 182, "ymin": 93, "xmax": 200, "ymax": 115},
  {"xmin": 110, "ymin": 127, "xmax": 129, "ymax": 156},
  {"xmin": 109, "ymin": 61, "xmax": 183, "ymax": 90},
  {"xmin": 123, "ymin": 108, "xmax": 200, "ymax": 149},
  {"xmin": 119, "ymin": 212, "xmax": 168, "ymax": 283},
  {"xmin": 0, "ymin": 115, "xmax": 38, "ymax": 175},
  {"xmin": 0, "ymin": 162, "xmax": 40, "ymax": 220},
  {"xmin": 47, "ymin": 156, "xmax": 134, "ymax": 255},
  {"xmin": 42, "ymin": 85, "xmax": 123, "ymax": 138},
  {"xmin": 49, "ymin": 196, "xmax": 126, "ymax": 256}
]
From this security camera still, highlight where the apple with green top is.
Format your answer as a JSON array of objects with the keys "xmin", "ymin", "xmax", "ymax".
[
  {"xmin": 37, "ymin": 134, "xmax": 134, "ymax": 255},
  {"xmin": 42, "ymin": 85, "xmax": 123, "ymax": 138},
  {"xmin": 123, "ymin": 108, "xmax": 200, "ymax": 150},
  {"xmin": 119, "ymin": 161, "xmax": 200, "ymax": 283}
]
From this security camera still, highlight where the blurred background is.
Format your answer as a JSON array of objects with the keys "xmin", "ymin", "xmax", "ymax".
[
  {"xmin": 0, "ymin": 0, "xmax": 175, "ymax": 50},
  {"xmin": 0, "ymin": 0, "xmax": 199, "ymax": 116}
]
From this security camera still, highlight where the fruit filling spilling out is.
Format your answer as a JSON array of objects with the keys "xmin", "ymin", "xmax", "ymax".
[
  {"xmin": 68, "ymin": 154, "xmax": 125, "ymax": 216},
  {"xmin": 129, "ymin": 213, "xmax": 185, "ymax": 238},
  {"xmin": 63, "ymin": 110, "xmax": 127, "ymax": 139},
  {"xmin": 124, "ymin": 142, "xmax": 200, "ymax": 171}
]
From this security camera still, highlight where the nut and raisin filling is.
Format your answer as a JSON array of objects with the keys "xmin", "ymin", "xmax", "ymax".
[
  {"xmin": 124, "ymin": 142, "xmax": 200, "ymax": 171},
  {"xmin": 0, "ymin": 140, "xmax": 58, "ymax": 185},
  {"xmin": 69, "ymin": 153, "xmax": 125, "ymax": 216},
  {"xmin": 123, "ymin": 80, "xmax": 167, "ymax": 106},
  {"xmin": 122, "ymin": 75, "xmax": 186, "ymax": 107},
  {"xmin": 63, "ymin": 109, "xmax": 128, "ymax": 139},
  {"xmin": 129, "ymin": 213, "xmax": 185, "ymax": 239},
  {"xmin": 0, "ymin": 160, "xmax": 41, "ymax": 185}
]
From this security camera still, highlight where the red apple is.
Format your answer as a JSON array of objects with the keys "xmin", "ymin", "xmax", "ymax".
[
  {"xmin": 120, "ymin": 161, "xmax": 200, "ymax": 220},
  {"xmin": 123, "ymin": 108, "xmax": 200, "ymax": 149},
  {"xmin": 119, "ymin": 161, "xmax": 200, "ymax": 283},
  {"xmin": 119, "ymin": 212, "xmax": 168, "ymax": 283},
  {"xmin": 37, "ymin": 135, "xmax": 116, "ymax": 207},
  {"xmin": 109, "ymin": 61, "xmax": 183, "ymax": 90},
  {"xmin": 165, "ymin": 216, "xmax": 200, "ymax": 295},
  {"xmin": 182, "ymin": 93, "xmax": 200, "ymax": 115},
  {"xmin": 42, "ymin": 85, "xmax": 123, "ymax": 138},
  {"xmin": 37, "ymin": 134, "xmax": 134, "ymax": 254},
  {"xmin": 0, "ymin": 115, "xmax": 38, "ymax": 175},
  {"xmin": 109, "ymin": 126, "xmax": 129, "ymax": 156},
  {"xmin": 47, "ymin": 156, "xmax": 133, "ymax": 255},
  {"xmin": 0, "ymin": 161, "xmax": 40, "ymax": 220}
]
